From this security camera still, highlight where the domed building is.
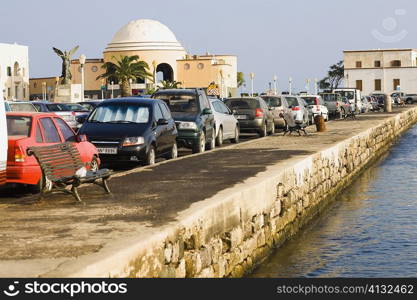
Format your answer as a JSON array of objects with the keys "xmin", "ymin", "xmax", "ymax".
[{"xmin": 44, "ymin": 18, "xmax": 237, "ymax": 100}]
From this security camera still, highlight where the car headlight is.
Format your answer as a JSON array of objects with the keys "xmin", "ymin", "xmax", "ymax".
[
  {"xmin": 178, "ymin": 121, "xmax": 198, "ymax": 130},
  {"xmin": 123, "ymin": 137, "xmax": 145, "ymax": 147}
]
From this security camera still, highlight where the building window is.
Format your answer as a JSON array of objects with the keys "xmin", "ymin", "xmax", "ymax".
[
  {"xmin": 374, "ymin": 61, "xmax": 381, "ymax": 67},
  {"xmin": 197, "ymin": 63, "xmax": 204, "ymax": 70},
  {"xmin": 23, "ymin": 88, "xmax": 26, "ymax": 98},
  {"xmin": 34, "ymin": 83, "xmax": 37, "ymax": 88},
  {"xmin": 356, "ymin": 61, "xmax": 362, "ymax": 68},
  {"xmin": 356, "ymin": 80, "xmax": 363, "ymax": 91},
  {"xmin": 184, "ymin": 63, "xmax": 190, "ymax": 70},
  {"xmin": 7, "ymin": 67, "xmax": 11, "ymax": 76},
  {"xmin": 391, "ymin": 60, "xmax": 401, "ymax": 67},
  {"xmin": 393, "ymin": 79, "xmax": 400, "ymax": 90},
  {"xmin": 375, "ymin": 79, "xmax": 382, "ymax": 91}
]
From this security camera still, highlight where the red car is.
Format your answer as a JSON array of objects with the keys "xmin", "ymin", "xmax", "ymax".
[{"xmin": 6, "ymin": 112, "xmax": 100, "ymax": 189}]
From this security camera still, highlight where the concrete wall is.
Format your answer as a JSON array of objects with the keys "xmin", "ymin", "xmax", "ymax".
[{"xmin": 46, "ymin": 107, "xmax": 417, "ymax": 278}]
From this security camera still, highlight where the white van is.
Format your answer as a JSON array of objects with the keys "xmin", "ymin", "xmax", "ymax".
[{"xmin": 0, "ymin": 89, "xmax": 7, "ymax": 185}]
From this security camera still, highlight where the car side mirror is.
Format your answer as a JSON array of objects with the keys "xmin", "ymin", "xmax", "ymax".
[
  {"xmin": 76, "ymin": 134, "xmax": 88, "ymax": 143},
  {"xmin": 157, "ymin": 118, "xmax": 169, "ymax": 125},
  {"xmin": 202, "ymin": 108, "xmax": 212, "ymax": 115}
]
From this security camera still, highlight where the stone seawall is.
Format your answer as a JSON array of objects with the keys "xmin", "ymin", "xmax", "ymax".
[{"xmin": 42, "ymin": 107, "xmax": 417, "ymax": 278}]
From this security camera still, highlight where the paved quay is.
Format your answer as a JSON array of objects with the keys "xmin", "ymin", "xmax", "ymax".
[{"xmin": 0, "ymin": 106, "xmax": 414, "ymax": 277}]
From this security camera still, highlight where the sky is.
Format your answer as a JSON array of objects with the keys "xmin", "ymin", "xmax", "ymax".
[{"xmin": 1, "ymin": 0, "xmax": 417, "ymax": 93}]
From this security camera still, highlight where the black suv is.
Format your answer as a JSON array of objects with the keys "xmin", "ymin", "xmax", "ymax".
[{"xmin": 153, "ymin": 89, "xmax": 216, "ymax": 153}]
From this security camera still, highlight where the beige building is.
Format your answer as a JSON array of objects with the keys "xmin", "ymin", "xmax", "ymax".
[
  {"xmin": 0, "ymin": 43, "xmax": 29, "ymax": 100},
  {"xmin": 344, "ymin": 49, "xmax": 417, "ymax": 95},
  {"xmin": 65, "ymin": 19, "xmax": 237, "ymax": 99}
]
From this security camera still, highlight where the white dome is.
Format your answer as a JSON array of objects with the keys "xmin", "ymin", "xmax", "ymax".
[{"xmin": 104, "ymin": 19, "xmax": 185, "ymax": 52}]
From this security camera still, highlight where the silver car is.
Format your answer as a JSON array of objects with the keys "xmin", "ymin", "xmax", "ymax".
[
  {"xmin": 285, "ymin": 96, "xmax": 309, "ymax": 126},
  {"xmin": 260, "ymin": 95, "xmax": 290, "ymax": 129},
  {"xmin": 209, "ymin": 98, "xmax": 240, "ymax": 146}
]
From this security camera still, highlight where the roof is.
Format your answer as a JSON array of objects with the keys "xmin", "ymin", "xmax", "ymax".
[
  {"xmin": 6, "ymin": 112, "xmax": 56, "ymax": 117},
  {"xmin": 98, "ymin": 97, "xmax": 157, "ymax": 105},
  {"xmin": 344, "ymin": 48, "xmax": 417, "ymax": 53}
]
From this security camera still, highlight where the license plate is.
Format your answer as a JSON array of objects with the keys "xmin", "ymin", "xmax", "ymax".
[
  {"xmin": 236, "ymin": 115, "xmax": 247, "ymax": 120},
  {"xmin": 97, "ymin": 147, "xmax": 117, "ymax": 154}
]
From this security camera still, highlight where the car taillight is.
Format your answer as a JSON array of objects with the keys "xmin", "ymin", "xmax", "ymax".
[
  {"xmin": 315, "ymin": 98, "xmax": 319, "ymax": 105},
  {"xmin": 255, "ymin": 108, "xmax": 264, "ymax": 117},
  {"xmin": 292, "ymin": 107, "xmax": 301, "ymax": 111},
  {"xmin": 336, "ymin": 102, "xmax": 339, "ymax": 107},
  {"xmin": 15, "ymin": 147, "xmax": 25, "ymax": 162}
]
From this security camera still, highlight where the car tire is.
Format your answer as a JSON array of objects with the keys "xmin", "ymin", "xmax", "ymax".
[
  {"xmin": 215, "ymin": 127, "xmax": 223, "ymax": 146},
  {"xmin": 192, "ymin": 132, "xmax": 205, "ymax": 154},
  {"xmin": 268, "ymin": 121, "xmax": 275, "ymax": 135},
  {"xmin": 207, "ymin": 129, "xmax": 216, "ymax": 150},
  {"xmin": 166, "ymin": 142, "xmax": 178, "ymax": 160},
  {"xmin": 145, "ymin": 145, "xmax": 156, "ymax": 166},
  {"xmin": 407, "ymin": 98, "xmax": 412, "ymax": 104},
  {"xmin": 231, "ymin": 126, "xmax": 240, "ymax": 143},
  {"xmin": 259, "ymin": 123, "xmax": 267, "ymax": 137}
]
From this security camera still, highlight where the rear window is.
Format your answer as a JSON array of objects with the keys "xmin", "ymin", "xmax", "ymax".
[
  {"xmin": 154, "ymin": 93, "xmax": 198, "ymax": 113},
  {"xmin": 301, "ymin": 97, "xmax": 317, "ymax": 105},
  {"xmin": 262, "ymin": 97, "xmax": 281, "ymax": 107},
  {"xmin": 46, "ymin": 104, "xmax": 68, "ymax": 112},
  {"xmin": 285, "ymin": 97, "xmax": 300, "ymax": 107},
  {"xmin": 89, "ymin": 104, "xmax": 150, "ymax": 123},
  {"xmin": 224, "ymin": 98, "xmax": 260, "ymax": 109},
  {"xmin": 8, "ymin": 103, "xmax": 37, "ymax": 112},
  {"xmin": 6, "ymin": 116, "xmax": 32, "ymax": 136},
  {"xmin": 63, "ymin": 104, "xmax": 89, "ymax": 111}
]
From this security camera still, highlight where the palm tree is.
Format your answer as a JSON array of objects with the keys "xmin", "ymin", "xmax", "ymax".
[
  {"xmin": 160, "ymin": 80, "xmax": 182, "ymax": 89},
  {"xmin": 237, "ymin": 72, "xmax": 245, "ymax": 88},
  {"xmin": 97, "ymin": 55, "xmax": 152, "ymax": 97}
]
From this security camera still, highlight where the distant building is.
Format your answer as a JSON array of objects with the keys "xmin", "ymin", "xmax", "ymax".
[
  {"xmin": 0, "ymin": 43, "xmax": 29, "ymax": 100},
  {"xmin": 344, "ymin": 48, "xmax": 417, "ymax": 95}
]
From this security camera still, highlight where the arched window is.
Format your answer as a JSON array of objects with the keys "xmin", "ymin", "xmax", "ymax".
[
  {"xmin": 14, "ymin": 62, "xmax": 20, "ymax": 76},
  {"xmin": 7, "ymin": 67, "xmax": 12, "ymax": 77}
]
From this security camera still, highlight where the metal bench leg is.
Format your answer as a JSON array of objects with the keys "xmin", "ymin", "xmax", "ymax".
[
  {"xmin": 71, "ymin": 185, "xmax": 83, "ymax": 203},
  {"xmin": 102, "ymin": 178, "xmax": 111, "ymax": 194}
]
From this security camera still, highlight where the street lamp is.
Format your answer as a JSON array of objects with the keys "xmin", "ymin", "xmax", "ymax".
[
  {"xmin": 79, "ymin": 54, "xmax": 86, "ymax": 102},
  {"xmin": 273, "ymin": 75, "xmax": 277, "ymax": 95},
  {"xmin": 289, "ymin": 77, "xmax": 292, "ymax": 95},
  {"xmin": 249, "ymin": 72, "xmax": 255, "ymax": 96},
  {"xmin": 111, "ymin": 81, "xmax": 114, "ymax": 98},
  {"xmin": 42, "ymin": 82, "xmax": 46, "ymax": 101},
  {"xmin": 219, "ymin": 70, "xmax": 224, "ymax": 98},
  {"xmin": 314, "ymin": 78, "xmax": 318, "ymax": 94}
]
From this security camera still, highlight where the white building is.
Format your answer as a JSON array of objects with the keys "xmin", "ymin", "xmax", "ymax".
[
  {"xmin": 344, "ymin": 49, "xmax": 417, "ymax": 96},
  {"xmin": 0, "ymin": 43, "xmax": 29, "ymax": 100}
]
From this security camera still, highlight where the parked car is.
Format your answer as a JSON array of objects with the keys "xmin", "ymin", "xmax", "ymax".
[
  {"xmin": 320, "ymin": 92, "xmax": 344, "ymax": 118},
  {"xmin": 78, "ymin": 98, "xmax": 178, "ymax": 165},
  {"xmin": 153, "ymin": 88, "xmax": 216, "ymax": 153},
  {"xmin": 5, "ymin": 112, "xmax": 99, "ymax": 190},
  {"xmin": 361, "ymin": 96, "xmax": 373, "ymax": 113},
  {"xmin": 0, "ymin": 90, "xmax": 6, "ymax": 186},
  {"xmin": 284, "ymin": 96, "xmax": 310, "ymax": 126},
  {"xmin": 31, "ymin": 101, "xmax": 78, "ymax": 130},
  {"xmin": 400, "ymin": 94, "xmax": 417, "ymax": 104},
  {"xmin": 224, "ymin": 97, "xmax": 275, "ymax": 137},
  {"xmin": 260, "ymin": 95, "xmax": 290, "ymax": 129},
  {"xmin": 4, "ymin": 101, "xmax": 38, "ymax": 112},
  {"xmin": 372, "ymin": 93, "xmax": 394, "ymax": 110},
  {"xmin": 300, "ymin": 95, "xmax": 329, "ymax": 123},
  {"xmin": 77, "ymin": 100, "xmax": 103, "ymax": 111},
  {"xmin": 333, "ymin": 88, "xmax": 363, "ymax": 113},
  {"xmin": 208, "ymin": 98, "xmax": 240, "ymax": 146}
]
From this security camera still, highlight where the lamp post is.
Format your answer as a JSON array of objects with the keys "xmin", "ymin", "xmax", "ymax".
[
  {"xmin": 101, "ymin": 79, "xmax": 105, "ymax": 99},
  {"xmin": 219, "ymin": 70, "xmax": 224, "ymax": 98},
  {"xmin": 289, "ymin": 77, "xmax": 292, "ymax": 95},
  {"xmin": 42, "ymin": 82, "xmax": 46, "ymax": 101},
  {"xmin": 273, "ymin": 75, "xmax": 277, "ymax": 95},
  {"xmin": 54, "ymin": 77, "xmax": 59, "ymax": 102},
  {"xmin": 111, "ymin": 81, "xmax": 114, "ymax": 99},
  {"xmin": 152, "ymin": 60, "xmax": 157, "ymax": 90},
  {"xmin": 79, "ymin": 54, "xmax": 86, "ymax": 102},
  {"xmin": 249, "ymin": 72, "xmax": 255, "ymax": 96},
  {"xmin": 314, "ymin": 78, "xmax": 318, "ymax": 94},
  {"xmin": 306, "ymin": 79, "xmax": 311, "ymax": 94}
]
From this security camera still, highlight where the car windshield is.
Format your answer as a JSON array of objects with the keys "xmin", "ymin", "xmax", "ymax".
[
  {"xmin": 335, "ymin": 91, "xmax": 355, "ymax": 100},
  {"xmin": 301, "ymin": 97, "xmax": 317, "ymax": 105},
  {"xmin": 63, "ymin": 104, "xmax": 89, "ymax": 111},
  {"xmin": 6, "ymin": 116, "xmax": 32, "ymax": 136},
  {"xmin": 46, "ymin": 103, "xmax": 69, "ymax": 111},
  {"xmin": 8, "ymin": 103, "xmax": 37, "ymax": 112},
  {"xmin": 224, "ymin": 98, "xmax": 259, "ymax": 109},
  {"xmin": 88, "ymin": 104, "xmax": 150, "ymax": 123},
  {"xmin": 261, "ymin": 97, "xmax": 281, "ymax": 107},
  {"xmin": 285, "ymin": 97, "xmax": 300, "ymax": 107},
  {"xmin": 154, "ymin": 94, "xmax": 198, "ymax": 113}
]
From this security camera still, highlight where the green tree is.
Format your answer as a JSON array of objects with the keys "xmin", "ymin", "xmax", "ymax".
[
  {"xmin": 319, "ymin": 60, "xmax": 344, "ymax": 90},
  {"xmin": 160, "ymin": 80, "xmax": 182, "ymax": 89},
  {"xmin": 97, "ymin": 55, "xmax": 152, "ymax": 97},
  {"xmin": 237, "ymin": 71, "xmax": 245, "ymax": 88}
]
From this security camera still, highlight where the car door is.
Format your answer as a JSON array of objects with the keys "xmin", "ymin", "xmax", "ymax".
[
  {"xmin": 158, "ymin": 101, "xmax": 177, "ymax": 149},
  {"xmin": 153, "ymin": 102, "xmax": 168, "ymax": 154},
  {"xmin": 199, "ymin": 91, "xmax": 215, "ymax": 141}
]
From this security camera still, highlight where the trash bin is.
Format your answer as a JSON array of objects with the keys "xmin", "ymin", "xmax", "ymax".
[{"xmin": 314, "ymin": 115, "xmax": 326, "ymax": 132}]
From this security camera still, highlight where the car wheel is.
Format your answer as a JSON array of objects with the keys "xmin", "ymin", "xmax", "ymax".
[
  {"xmin": 259, "ymin": 123, "xmax": 267, "ymax": 137},
  {"xmin": 215, "ymin": 127, "xmax": 223, "ymax": 146},
  {"xmin": 166, "ymin": 142, "xmax": 178, "ymax": 160},
  {"xmin": 207, "ymin": 129, "xmax": 216, "ymax": 150},
  {"xmin": 145, "ymin": 145, "xmax": 156, "ymax": 166},
  {"xmin": 407, "ymin": 99, "xmax": 412, "ymax": 104},
  {"xmin": 90, "ymin": 157, "xmax": 99, "ymax": 172},
  {"xmin": 268, "ymin": 121, "xmax": 275, "ymax": 135},
  {"xmin": 231, "ymin": 126, "xmax": 240, "ymax": 143},
  {"xmin": 192, "ymin": 132, "xmax": 205, "ymax": 154}
]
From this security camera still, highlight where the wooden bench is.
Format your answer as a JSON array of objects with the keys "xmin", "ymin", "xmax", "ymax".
[{"xmin": 27, "ymin": 142, "xmax": 112, "ymax": 203}]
